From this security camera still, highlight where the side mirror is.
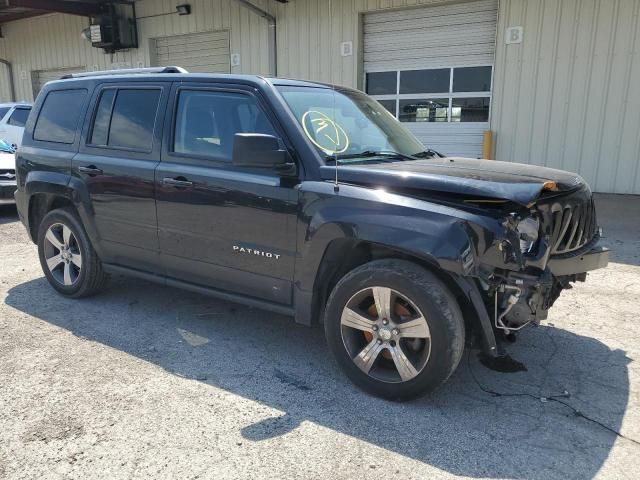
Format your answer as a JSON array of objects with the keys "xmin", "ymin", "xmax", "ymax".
[{"xmin": 232, "ymin": 133, "xmax": 295, "ymax": 174}]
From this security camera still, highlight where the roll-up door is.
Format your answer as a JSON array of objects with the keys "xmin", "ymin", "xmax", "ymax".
[
  {"xmin": 364, "ymin": 0, "xmax": 498, "ymax": 158},
  {"xmin": 31, "ymin": 66, "xmax": 84, "ymax": 99},
  {"xmin": 153, "ymin": 30, "xmax": 230, "ymax": 74}
]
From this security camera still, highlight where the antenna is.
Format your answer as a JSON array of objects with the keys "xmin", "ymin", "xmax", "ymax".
[
  {"xmin": 332, "ymin": 84, "xmax": 339, "ymax": 193},
  {"xmin": 329, "ymin": 0, "xmax": 339, "ymax": 193}
]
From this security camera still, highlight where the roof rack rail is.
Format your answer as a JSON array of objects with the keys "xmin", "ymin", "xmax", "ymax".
[{"xmin": 60, "ymin": 66, "xmax": 188, "ymax": 79}]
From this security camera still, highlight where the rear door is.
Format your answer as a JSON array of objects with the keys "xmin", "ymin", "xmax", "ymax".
[
  {"xmin": 155, "ymin": 83, "xmax": 298, "ymax": 305},
  {"xmin": 75, "ymin": 82, "xmax": 170, "ymax": 273}
]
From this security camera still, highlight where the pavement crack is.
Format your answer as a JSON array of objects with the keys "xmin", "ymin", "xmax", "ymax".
[{"xmin": 467, "ymin": 350, "xmax": 640, "ymax": 448}]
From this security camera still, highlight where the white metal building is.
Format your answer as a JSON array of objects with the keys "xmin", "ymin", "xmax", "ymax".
[{"xmin": 0, "ymin": 0, "xmax": 639, "ymax": 194}]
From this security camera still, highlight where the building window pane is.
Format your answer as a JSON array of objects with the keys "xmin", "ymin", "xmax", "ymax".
[
  {"xmin": 399, "ymin": 69, "xmax": 450, "ymax": 94},
  {"xmin": 34, "ymin": 89, "xmax": 87, "ymax": 144},
  {"xmin": 89, "ymin": 89, "xmax": 116, "ymax": 146},
  {"xmin": 451, "ymin": 97, "xmax": 490, "ymax": 122},
  {"xmin": 453, "ymin": 66, "xmax": 492, "ymax": 92},
  {"xmin": 399, "ymin": 98, "xmax": 449, "ymax": 123},
  {"xmin": 377, "ymin": 99, "xmax": 397, "ymax": 116},
  {"xmin": 108, "ymin": 89, "xmax": 161, "ymax": 151},
  {"xmin": 366, "ymin": 72, "xmax": 397, "ymax": 95}
]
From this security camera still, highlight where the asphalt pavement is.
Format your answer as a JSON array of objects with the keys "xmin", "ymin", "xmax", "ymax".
[{"xmin": 1, "ymin": 194, "xmax": 639, "ymax": 479}]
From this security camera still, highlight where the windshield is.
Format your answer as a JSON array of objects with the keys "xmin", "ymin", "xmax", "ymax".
[{"xmin": 276, "ymin": 85, "xmax": 425, "ymax": 163}]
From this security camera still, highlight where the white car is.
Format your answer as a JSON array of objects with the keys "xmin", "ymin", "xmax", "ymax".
[
  {"xmin": 0, "ymin": 148, "xmax": 16, "ymax": 205},
  {"xmin": 0, "ymin": 103, "xmax": 32, "ymax": 148}
]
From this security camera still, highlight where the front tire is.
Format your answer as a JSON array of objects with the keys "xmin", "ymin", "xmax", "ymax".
[
  {"xmin": 37, "ymin": 207, "xmax": 108, "ymax": 298},
  {"xmin": 324, "ymin": 259, "xmax": 465, "ymax": 401}
]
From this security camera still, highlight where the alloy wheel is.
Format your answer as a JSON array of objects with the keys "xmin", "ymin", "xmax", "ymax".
[
  {"xmin": 340, "ymin": 286, "xmax": 431, "ymax": 383},
  {"xmin": 43, "ymin": 223, "xmax": 82, "ymax": 286}
]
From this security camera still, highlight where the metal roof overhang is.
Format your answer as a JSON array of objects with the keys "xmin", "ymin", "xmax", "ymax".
[
  {"xmin": 0, "ymin": 0, "xmax": 289, "ymax": 25},
  {"xmin": 0, "ymin": 0, "xmax": 109, "ymax": 24}
]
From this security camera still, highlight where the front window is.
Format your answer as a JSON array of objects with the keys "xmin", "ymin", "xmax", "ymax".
[
  {"xmin": 276, "ymin": 85, "xmax": 425, "ymax": 161},
  {"xmin": 173, "ymin": 90, "xmax": 276, "ymax": 162}
]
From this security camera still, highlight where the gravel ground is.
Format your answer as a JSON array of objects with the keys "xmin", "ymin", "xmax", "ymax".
[{"xmin": 1, "ymin": 194, "xmax": 639, "ymax": 480}]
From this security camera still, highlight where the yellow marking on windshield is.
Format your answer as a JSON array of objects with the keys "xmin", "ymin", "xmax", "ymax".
[
  {"xmin": 315, "ymin": 120, "xmax": 329, "ymax": 133},
  {"xmin": 301, "ymin": 110, "xmax": 350, "ymax": 155}
]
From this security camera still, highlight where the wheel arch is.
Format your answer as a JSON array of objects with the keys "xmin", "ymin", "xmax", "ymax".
[
  {"xmin": 24, "ymin": 172, "xmax": 98, "ymax": 249},
  {"xmin": 296, "ymin": 234, "xmax": 497, "ymax": 357},
  {"xmin": 28, "ymin": 192, "xmax": 76, "ymax": 242}
]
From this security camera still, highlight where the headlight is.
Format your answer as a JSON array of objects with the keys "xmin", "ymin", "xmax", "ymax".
[{"xmin": 517, "ymin": 217, "xmax": 539, "ymax": 253}]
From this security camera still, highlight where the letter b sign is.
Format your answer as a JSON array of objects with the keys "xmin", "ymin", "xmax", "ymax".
[{"xmin": 506, "ymin": 26, "xmax": 523, "ymax": 44}]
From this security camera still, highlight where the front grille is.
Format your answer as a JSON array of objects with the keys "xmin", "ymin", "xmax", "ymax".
[
  {"xmin": 548, "ymin": 197, "xmax": 597, "ymax": 255},
  {"xmin": 0, "ymin": 169, "xmax": 15, "ymax": 180}
]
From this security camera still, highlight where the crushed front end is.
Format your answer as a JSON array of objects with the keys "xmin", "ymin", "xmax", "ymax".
[{"xmin": 480, "ymin": 183, "xmax": 609, "ymax": 336}]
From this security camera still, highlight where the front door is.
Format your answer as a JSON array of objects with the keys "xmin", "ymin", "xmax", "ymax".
[
  {"xmin": 156, "ymin": 84, "xmax": 298, "ymax": 305},
  {"xmin": 74, "ymin": 82, "xmax": 170, "ymax": 273}
]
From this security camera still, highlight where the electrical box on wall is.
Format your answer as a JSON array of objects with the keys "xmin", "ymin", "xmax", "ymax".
[{"xmin": 89, "ymin": 2, "xmax": 138, "ymax": 53}]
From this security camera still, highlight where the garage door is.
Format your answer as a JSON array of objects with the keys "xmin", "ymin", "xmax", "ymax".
[
  {"xmin": 31, "ymin": 66, "xmax": 84, "ymax": 99},
  {"xmin": 364, "ymin": 0, "xmax": 498, "ymax": 158},
  {"xmin": 153, "ymin": 31, "xmax": 230, "ymax": 74}
]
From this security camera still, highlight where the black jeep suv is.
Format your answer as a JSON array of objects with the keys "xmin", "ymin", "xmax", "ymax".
[{"xmin": 14, "ymin": 67, "xmax": 608, "ymax": 400}]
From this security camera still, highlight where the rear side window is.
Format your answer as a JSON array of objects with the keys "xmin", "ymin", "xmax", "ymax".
[
  {"xmin": 90, "ymin": 89, "xmax": 115, "ymax": 146},
  {"xmin": 0, "ymin": 107, "xmax": 10, "ymax": 120},
  {"xmin": 8, "ymin": 108, "xmax": 31, "ymax": 127},
  {"xmin": 89, "ymin": 88, "xmax": 161, "ymax": 151},
  {"xmin": 34, "ymin": 89, "xmax": 87, "ymax": 144}
]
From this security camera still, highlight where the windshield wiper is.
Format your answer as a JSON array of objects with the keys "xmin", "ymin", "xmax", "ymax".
[
  {"xmin": 327, "ymin": 150, "xmax": 417, "ymax": 162},
  {"xmin": 413, "ymin": 149, "xmax": 444, "ymax": 158}
]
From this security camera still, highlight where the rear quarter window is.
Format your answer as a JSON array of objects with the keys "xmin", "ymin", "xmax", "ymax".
[{"xmin": 34, "ymin": 89, "xmax": 87, "ymax": 144}]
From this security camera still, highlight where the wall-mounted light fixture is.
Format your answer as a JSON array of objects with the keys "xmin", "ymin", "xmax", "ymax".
[
  {"xmin": 137, "ymin": 4, "xmax": 192, "ymax": 20},
  {"xmin": 176, "ymin": 4, "xmax": 191, "ymax": 16}
]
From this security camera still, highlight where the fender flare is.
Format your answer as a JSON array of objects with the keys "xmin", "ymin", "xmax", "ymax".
[
  {"xmin": 24, "ymin": 172, "xmax": 103, "ymax": 257},
  {"xmin": 450, "ymin": 274, "xmax": 499, "ymax": 357},
  {"xmin": 293, "ymin": 214, "xmax": 476, "ymax": 326},
  {"xmin": 23, "ymin": 171, "xmax": 72, "ymax": 240}
]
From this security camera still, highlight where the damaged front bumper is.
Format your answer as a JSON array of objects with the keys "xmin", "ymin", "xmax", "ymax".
[
  {"xmin": 490, "ymin": 240, "xmax": 609, "ymax": 337},
  {"xmin": 547, "ymin": 245, "xmax": 609, "ymax": 276},
  {"xmin": 454, "ymin": 185, "xmax": 609, "ymax": 357}
]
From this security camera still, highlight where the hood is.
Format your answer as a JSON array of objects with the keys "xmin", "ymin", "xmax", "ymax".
[
  {"xmin": 0, "ymin": 151, "xmax": 15, "ymax": 171},
  {"xmin": 320, "ymin": 157, "xmax": 585, "ymax": 206}
]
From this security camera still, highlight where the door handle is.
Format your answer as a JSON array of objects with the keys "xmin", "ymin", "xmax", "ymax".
[
  {"xmin": 162, "ymin": 177, "xmax": 193, "ymax": 188},
  {"xmin": 78, "ymin": 165, "xmax": 103, "ymax": 176}
]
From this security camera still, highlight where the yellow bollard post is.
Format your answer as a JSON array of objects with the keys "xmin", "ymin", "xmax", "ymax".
[{"xmin": 482, "ymin": 130, "xmax": 493, "ymax": 160}]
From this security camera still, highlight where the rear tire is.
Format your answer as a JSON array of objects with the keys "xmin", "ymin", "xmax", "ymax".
[
  {"xmin": 37, "ymin": 207, "xmax": 108, "ymax": 298},
  {"xmin": 324, "ymin": 259, "xmax": 465, "ymax": 401}
]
